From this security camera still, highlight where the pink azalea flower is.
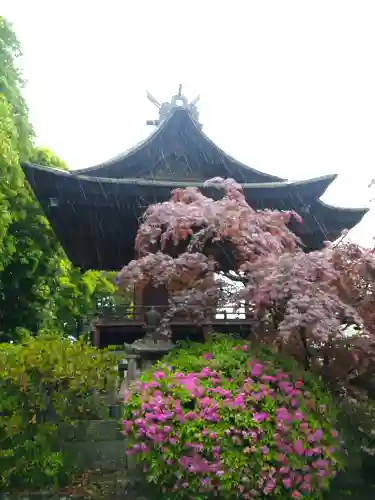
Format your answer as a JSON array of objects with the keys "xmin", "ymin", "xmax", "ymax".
[
  {"xmin": 253, "ymin": 412, "xmax": 268, "ymax": 423},
  {"xmin": 250, "ymin": 363, "xmax": 263, "ymax": 377},
  {"xmin": 282, "ymin": 478, "xmax": 292, "ymax": 489},
  {"xmin": 291, "ymin": 491, "xmax": 302, "ymax": 498}
]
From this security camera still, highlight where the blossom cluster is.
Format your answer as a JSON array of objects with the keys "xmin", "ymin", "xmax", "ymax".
[{"xmin": 122, "ymin": 339, "xmax": 340, "ymax": 499}]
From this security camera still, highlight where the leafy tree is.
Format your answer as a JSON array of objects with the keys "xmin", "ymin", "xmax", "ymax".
[
  {"xmin": 50, "ymin": 267, "xmax": 117, "ymax": 337},
  {"xmin": 0, "ymin": 93, "xmax": 21, "ymax": 270},
  {"xmin": 0, "ymin": 17, "xmax": 118, "ymax": 341},
  {"xmin": 0, "ymin": 136, "xmax": 117, "ymax": 340},
  {"xmin": 0, "ymin": 96, "xmax": 70, "ymax": 338},
  {"xmin": 0, "ymin": 16, "xmax": 34, "ymax": 157},
  {"xmin": 0, "ymin": 87, "xmax": 48, "ymax": 340},
  {"xmin": 117, "ymin": 178, "xmax": 375, "ymax": 394},
  {"xmin": 30, "ymin": 145, "xmax": 69, "ymax": 171}
]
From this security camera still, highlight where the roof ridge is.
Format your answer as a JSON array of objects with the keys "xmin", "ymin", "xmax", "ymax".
[{"xmin": 73, "ymin": 107, "xmax": 283, "ymax": 182}]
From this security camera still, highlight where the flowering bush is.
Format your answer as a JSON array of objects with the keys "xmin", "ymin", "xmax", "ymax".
[{"xmin": 123, "ymin": 337, "xmax": 341, "ymax": 499}]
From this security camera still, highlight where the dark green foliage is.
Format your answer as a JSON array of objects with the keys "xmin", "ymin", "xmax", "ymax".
[
  {"xmin": 322, "ymin": 395, "xmax": 375, "ymax": 499},
  {"xmin": 0, "ymin": 336, "xmax": 118, "ymax": 489}
]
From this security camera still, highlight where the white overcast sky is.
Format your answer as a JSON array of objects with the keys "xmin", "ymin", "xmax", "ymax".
[{"xmin": 2, "ymin": 0, "xmax": 375, "ymax": 247}]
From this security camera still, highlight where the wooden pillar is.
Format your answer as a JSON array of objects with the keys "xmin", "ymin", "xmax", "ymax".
[
  {"xmin": 92, "ymin": 323, "xmax": 100, "ymax": 348},
  {"xmin": 143, "ymin": 283, "xmax": 169, "ymax": 315},
  {"xmin": 133, "ymin": 282, "xmax": 169, "ymax": 321},
  {"xmin": 196, "ymin": 264, "xmax": 217, "ymax": 324}
]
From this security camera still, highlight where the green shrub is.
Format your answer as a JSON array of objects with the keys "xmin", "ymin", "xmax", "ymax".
[
  {"xmin": 324, "ymin": 396, "xmax": 375, "ymax": 498},
  {"xmin": 0, "ymin": 336, "xmax": 118, "ymax": 490},
  {"xmin": 123, "ymin": 337, "xmax": 342, "ymax": 499}
]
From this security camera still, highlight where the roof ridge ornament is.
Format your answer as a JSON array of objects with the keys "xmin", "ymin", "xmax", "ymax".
[{"xmin": 146, "ymin": 85, "xmax": 201, "ymax": 127}]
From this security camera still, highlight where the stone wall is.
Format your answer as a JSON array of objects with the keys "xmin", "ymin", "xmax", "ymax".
[
  {"xmin": 61, "ymin": 417, "xmax": 126, "ymax": 472},
  {"xmin": 1, "ymin": 412, "xmax": 152, "ymax": 500}
]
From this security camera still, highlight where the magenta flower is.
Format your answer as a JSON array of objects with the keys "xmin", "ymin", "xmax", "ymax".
[
  {"xmin": 253, "ymin": 412, "xmax": 268, "ymax": 423},
  {"xmin": 282, "ymin": 478, "xmax": 292, "ymax": 489},
  {"xmin": 294, "ymin": 440, "xmax": 304, "ymax": 455},
  {"xmin": 250, "ymin": 363, "xmax": 264, "ymax": 377}
]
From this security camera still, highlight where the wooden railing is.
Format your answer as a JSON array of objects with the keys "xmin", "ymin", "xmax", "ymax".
[
  {"xmin": 92, "ymin": 305, "xmax": 252, "ymax": 347},
  {"xmin": 96, "ymin": 304, "xmax": 142, "ymax": 322},
  {"xmin": 95, "ymin": 305, "xmax": 247, "ymax": 325}
]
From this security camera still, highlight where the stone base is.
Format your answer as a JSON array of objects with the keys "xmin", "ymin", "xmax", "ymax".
[
  {"xmin": 125, "ymin": 338, "xmax": 175, "ymax": 355},
  {"xmin": 116, "ymin": 340, "xmax": 175, "ymax": 398}
]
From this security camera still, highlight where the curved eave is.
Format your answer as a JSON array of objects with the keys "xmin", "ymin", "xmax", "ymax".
[
  {"xmin": 22, "ymin": 162, "xmax": 336, "ymax": 203},
  {"xmin": 74, "ymin": 107, "xmax": 284, "ymax": 183},
  {"xmin": 314, "ymin": 199, "xmax": 369, "ymax": 232},
  {"xmin": 317, "ymin": 199, "xmax": 369, "ymax": 216},
  {"xmin": 287, "ymin": 199, "xmax": 369, "ymax": 252},
  {"xmin": 21, "ymin": 162, "xmax": 369, "ymax": 270}
]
